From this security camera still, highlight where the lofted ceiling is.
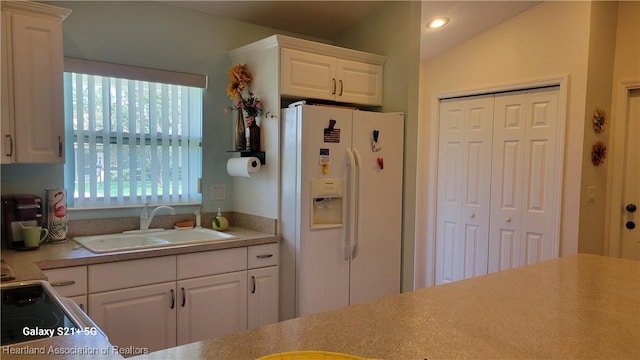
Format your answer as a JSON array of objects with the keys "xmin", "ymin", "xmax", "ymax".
[{"xmin": 165, "ymin": 1, "xmax": 541, "ymax": 60}]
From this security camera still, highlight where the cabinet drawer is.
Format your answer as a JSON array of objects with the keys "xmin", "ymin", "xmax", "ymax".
[
  {"xmin": 43, "ymin": 266, "xmax": 87, "ymax": 297},
  {"xmin": 177, "ymin": 247, "xmax": 247, "ymax": 280},
  {"xmin": 248, "ymin": 243, "xmax": 278, "ymax": 269},
  {"xmin": 89, "ymin": 256, "xmax": 176, "ymax": 293}
]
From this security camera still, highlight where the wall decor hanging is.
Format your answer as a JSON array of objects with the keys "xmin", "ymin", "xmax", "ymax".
[
  {"xmin": 591, "ymin": 141, "xmax": 607, "ymax": 166},
  {"xmin": 592, "ymin": 108, "xmax": 608, "ymax": 134}
]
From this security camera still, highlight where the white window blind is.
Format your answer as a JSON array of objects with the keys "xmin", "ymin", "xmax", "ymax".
[{"xmin": 63, "ymin": 59, "xmax": 205, "ymax": 209}]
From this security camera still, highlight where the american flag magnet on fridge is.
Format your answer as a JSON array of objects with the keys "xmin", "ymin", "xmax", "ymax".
[{"xmin": 324, "ymin": 119, "xmax": 341, "ymax": 143}]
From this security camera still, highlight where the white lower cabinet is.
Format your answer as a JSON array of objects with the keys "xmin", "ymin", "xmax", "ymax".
[
  {"xmin": 85, "ymin": 243, "xmax": 279, "ymax": 352},
  {"xmin": 177, "ymin": 271, "xmax": 247, "ymax": 345},
  {"xmin": 88, "ymin": 256, "xmax": 177, "ymax": 352},
  {"xmin": 248, "ymin": 266, "xmax": 278, "ymax": 329},
  {"xmin": 89, "ymin": 282, "xmax": 177, "ymax": 351},
  {"xmin": 247, "ymin": 242, "xmax": 279, "ymax": 330}
]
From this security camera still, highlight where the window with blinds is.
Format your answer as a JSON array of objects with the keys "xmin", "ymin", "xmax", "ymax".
[{"xmin": 63, "ymin": 58, "xmax": 206, "ymax": 209}]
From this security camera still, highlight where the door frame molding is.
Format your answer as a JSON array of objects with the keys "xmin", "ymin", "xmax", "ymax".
[
  {"xmin": 604, "ymin": 79, "xmax": 640, "ymax": 257},
  {"xmin": 415, "ymin": 76, "xmax": 568, "ymax": 288}
]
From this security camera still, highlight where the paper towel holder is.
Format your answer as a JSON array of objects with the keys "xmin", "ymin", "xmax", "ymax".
[{"xmin": 227, "ymin": 150, "xmax": 265, "ymax": 165}]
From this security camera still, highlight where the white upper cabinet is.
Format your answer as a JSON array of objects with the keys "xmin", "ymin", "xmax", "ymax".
[
  {"xmin": 230, "ymin": 35, "xmax": 386, "ymax": 107},
  {"xmin": 0, "ymin": 2, "xmax": 70, "ymax": 163},
  {"xmin": 281, "ymin": 48, "xmax": 383, "ymax": 105}
]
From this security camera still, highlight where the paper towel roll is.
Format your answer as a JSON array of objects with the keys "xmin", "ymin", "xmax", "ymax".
[{"xmin": 227, "ymin": 157, "xmax": 261, "ymax": 177}]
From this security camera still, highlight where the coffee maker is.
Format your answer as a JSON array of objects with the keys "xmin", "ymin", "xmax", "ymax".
[{"xmin": 1, "ymin": 194, "xmax": 44, "ymax": 249}]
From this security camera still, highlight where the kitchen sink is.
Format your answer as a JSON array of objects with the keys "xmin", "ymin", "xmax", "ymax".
[{"xmin": 73, "ymin": 228, "xmax": 237, "ymax": 253}]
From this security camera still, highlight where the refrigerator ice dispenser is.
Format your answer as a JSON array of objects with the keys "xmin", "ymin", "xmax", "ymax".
[{"xmin": 310, "ymin": 179, "xmax": 343, "ymax": 229}]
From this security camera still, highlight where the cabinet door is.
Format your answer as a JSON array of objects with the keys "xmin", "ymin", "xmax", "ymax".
[
  {"xmin": 89, "ymin": 282, "xmax": 177, "ymax": 352},
  {"xmin": 281, "ymin": 48, "xmax": 335, "ymax": 101},
  {"xmin": 176, "ymin": 271, "xmax": 247, "ymax": 345},
  {"xmin": 248, "ymin": 266, "xmax": 279, "ymax": 330},
  {"xmin": 1, "ymin": 11, "xmax": 14, "ymax": 164},
  {"xmin": 335, "ymin": 59, "xmax": 383, "ymax": 106},
  {"xmin": 11, "ymin": 12, "xmax": 64, "ymax": 163}
]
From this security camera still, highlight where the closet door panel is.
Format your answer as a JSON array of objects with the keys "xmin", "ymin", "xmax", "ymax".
[
  {"xmin": 489, "ymin": 88, "xmax": 559, "ymax": 272},
  {"xmin": 489, "ymin": 96, "xmax": 525, "ymax": 272},
  {"xmin": 497, "ymin": 229, "xmax": 518, "ymax": 270},
  {"xmin": 436, "ymin": 96, "xmax": 493, "ymax": 284},
  {"xmin": 436, "ymin": 102, "xmax": 464, "ymax": 284},
  {"xmin": 522, "ymin": 91, "xmax": 559, "ymax": 263},
  {"xmin": 525, "ymin": 232, "xmax": 544, "ymax": 265},
  {"xmin": 462, "ymin": 100, "xmax": 493, "ymax": 278}
]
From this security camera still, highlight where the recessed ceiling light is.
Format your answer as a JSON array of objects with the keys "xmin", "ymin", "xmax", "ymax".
[{"xmin": 427, "ymin": 17, "xmax": 449, "ymax": 29}]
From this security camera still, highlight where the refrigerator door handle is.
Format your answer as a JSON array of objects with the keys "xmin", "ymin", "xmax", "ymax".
[
  {"xmin": 346, "ymin": 149, "xmax": 358, "ymax": 261},
  {"xmin": 351, "ymin": 148, "xmax": 362, "ymax": 259}
]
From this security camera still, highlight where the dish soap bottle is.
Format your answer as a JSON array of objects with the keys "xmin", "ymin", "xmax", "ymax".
[{"xmin": 212, "ymin": 208, "xmax": 229, "ymax": 231}]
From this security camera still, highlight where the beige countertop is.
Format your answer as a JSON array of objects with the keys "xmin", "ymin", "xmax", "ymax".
[
  {"xmin": 0, "ymin": 227, "xmax": 279, "ymax": 282},
  {"xmin": 135, "ymin": 254, "xmax": 639, "ymax": 360}
]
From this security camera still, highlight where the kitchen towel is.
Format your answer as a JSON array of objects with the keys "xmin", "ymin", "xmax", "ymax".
[{"xmin": 227, "ymin": 157, "xmax": 261, "ymax": 177}]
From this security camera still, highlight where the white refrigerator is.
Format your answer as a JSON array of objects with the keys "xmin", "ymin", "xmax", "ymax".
[{"xmin": 280, "ymin": 104, "xmax": 403, "ymax": 319}]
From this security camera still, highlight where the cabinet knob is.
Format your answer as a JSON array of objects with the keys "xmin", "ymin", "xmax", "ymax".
[
  {"xmin": 505, "ymin": 217, "xmax": 512, "ymax": 223},
  {"xmin": 470, "ymin": 213, "xmax": 476, "ymax": 218},
  {"xmin": 331, "ymin": 79, "xmax": 336, "ymax": 95},
  {"xmin": 626, "ymin": 204, "xmax": 637, "ymax": 213}
]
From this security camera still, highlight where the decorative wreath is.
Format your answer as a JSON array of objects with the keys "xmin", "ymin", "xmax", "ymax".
[
  {"xmin": 592, "ymin": 108, "xmax": 607, "ymax": 134},
  {"xmin": 591, "ymin": 141, "xmax": 607, "ymax": 166}
]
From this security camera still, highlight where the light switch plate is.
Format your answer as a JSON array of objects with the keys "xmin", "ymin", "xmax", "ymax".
[{"xmin": 587, "ymin": 186, "xmax": 596, "ymax": 202}]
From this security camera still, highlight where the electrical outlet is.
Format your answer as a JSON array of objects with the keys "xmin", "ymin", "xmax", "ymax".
[{"xmin": 210, "ymin": 184, "xmax": 226, "ymax": 200}]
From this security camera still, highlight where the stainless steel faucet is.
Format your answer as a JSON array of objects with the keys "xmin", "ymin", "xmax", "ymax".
[{"xmin": 140, "ymin": 204, "xmax": 175, "ymax": 230}]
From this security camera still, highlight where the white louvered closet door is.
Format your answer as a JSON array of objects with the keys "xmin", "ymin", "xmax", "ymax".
[
  {"xmin": 488, "ymin": 88, "xmax": 560, "ymax": 272},
  {"xmin": 435, "ymin": 95, "xmax": 494, "ymax": 285}
]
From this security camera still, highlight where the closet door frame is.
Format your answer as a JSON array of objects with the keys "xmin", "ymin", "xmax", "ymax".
[{"xmin": 421, "ymin": 77, "xmax": 568, "ymax": 288}]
